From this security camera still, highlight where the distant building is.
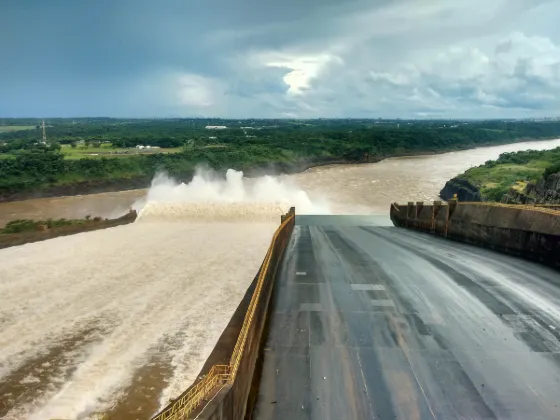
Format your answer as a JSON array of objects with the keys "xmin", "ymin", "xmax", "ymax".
[
  {"xmin": 136, "ymin": 145, "xmax": 160, "ymax": 150},
  {"xmin": 205, "ymin": 125, "xmax": 227, "ymax": 130}
]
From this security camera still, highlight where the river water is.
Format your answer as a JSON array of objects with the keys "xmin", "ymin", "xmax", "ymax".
[
  {"xmin": 1, "ymin": 138, "xmax": 560, "ymax": 420},
  {"xmin": 1, "ymin": 138, "xmax": 560, "ymax": 225}
]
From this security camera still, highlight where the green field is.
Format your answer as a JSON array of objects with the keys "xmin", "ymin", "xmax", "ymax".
[
  {"xmin": 60, "ymin": 144, "xmax": 183, "ymax": 160},
  {"xmin": 0, "ymin": 125, "xmax": 36, "ymax": 133}
]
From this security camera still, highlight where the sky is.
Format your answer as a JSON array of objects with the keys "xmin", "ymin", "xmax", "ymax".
[{"xmin": 1, "ymin": 0, "xmax": 560, "ymax": 119}]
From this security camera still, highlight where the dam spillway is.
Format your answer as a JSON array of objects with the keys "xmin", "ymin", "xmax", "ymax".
[
  {"xmin": 172, "ymin": 205, "xmax": 560, "ymax": 420},
  {"xmin": 2, "ymin": 202, "xmax": 560, "ymax": 420}
]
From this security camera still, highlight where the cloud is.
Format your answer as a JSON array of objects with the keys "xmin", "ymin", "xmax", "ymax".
[
  {"xmin": 255, "ymin": 52, "xmax": 342, "ymax": 96},
  {"xmin": 1, "ymin": 0, "xmax": 559, "ymax": 117}
]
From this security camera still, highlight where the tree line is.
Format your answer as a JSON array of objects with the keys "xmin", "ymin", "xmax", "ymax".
[{"xmin": 3, "ymin": 119, "xmax": 560, "ymax": 197}]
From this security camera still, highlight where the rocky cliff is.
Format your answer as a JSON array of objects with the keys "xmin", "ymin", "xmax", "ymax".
[
  {"xmin": 524, "ymin": 172, "xmax": 560, "ymax": 204},
  {"xmin": 439, "ymin": 177, "xmax": 483, "ymax": 202},
  {"xmin": 441, "ymin": 172, "xmax": 560, "ymax": 204}
]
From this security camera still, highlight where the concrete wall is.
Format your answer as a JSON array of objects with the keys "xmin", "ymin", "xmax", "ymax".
[{"xmin": 390, "ymin": 202, "xmax": 560, "ymax": 268}]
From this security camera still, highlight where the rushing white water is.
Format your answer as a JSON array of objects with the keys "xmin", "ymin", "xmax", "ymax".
[
  {"xmin": 133, "ymin": 168, "xmax": 331, "ymax": 216},
  {"xmin": 0, "ymin": 169, "xmax": 325, "ymax": 420}
]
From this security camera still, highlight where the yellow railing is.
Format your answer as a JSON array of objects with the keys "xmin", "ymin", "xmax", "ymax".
[
  {"xmin": 151, "ymin": 364, "xmax": 230, "ymax": 420},
  {"xmin": 229, "ymin": 213, "xmax": 292, "ymax": 379},
  {"xmin": 150, "ymin": 211, "xmax": 295, "ymax": 420}
]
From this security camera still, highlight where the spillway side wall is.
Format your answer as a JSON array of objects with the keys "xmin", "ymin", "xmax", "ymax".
[
  {"xmin": 165, "ymin": 208, "xmax": 295, "ymax": 420},
  {"xmin": 390, "ymin": 202, "xmax": 560, "ymax": 268}
]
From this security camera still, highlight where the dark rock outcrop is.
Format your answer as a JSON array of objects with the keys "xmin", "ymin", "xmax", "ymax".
[
  {"xmin": 439, "ymin": 178, "xmax": 482, "ymax": 202},
  {"xmin": 503, "ymin": 172, "xmax": 560, "ymax": 204},
  {"xmin": 441, "ymin": 172, "xmax": 560, "ymax": 204},
  {"xmin": 526, "ymin": 172, "xmax": 560, "ymax": 204}
]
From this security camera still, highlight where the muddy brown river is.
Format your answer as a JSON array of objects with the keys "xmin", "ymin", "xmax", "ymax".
[
  {"xmin": 1, "ymin": 138, "xmax": 560, "ymax": 420},
  {"xmin": 1, "ymin": 138, "xmax": 559, "ymax": 225}
]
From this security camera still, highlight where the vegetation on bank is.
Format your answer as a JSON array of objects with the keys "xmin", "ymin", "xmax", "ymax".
[
  {"xmin": 1, "ymin": 217, "xmax": 95, "ymax": 234},
  {"xmin": 2, "ymin": 118, "xmax": 560, "ymax": 198},
  {"xmin": 453, "ymin": 147, "xmax": 560, "ymax": 201},
  {"xmin": 0, "ymin": 211, "xmax": 137, "ymax": 249}
]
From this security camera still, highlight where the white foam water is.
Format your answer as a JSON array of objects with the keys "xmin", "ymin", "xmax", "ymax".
[
  {"xmin": 133, "ymin": 168, "xmax": 331, "ymax": 218},
  {"xmin": 0, "ymin": 169, "xmax": 327, "ymax": 419}
]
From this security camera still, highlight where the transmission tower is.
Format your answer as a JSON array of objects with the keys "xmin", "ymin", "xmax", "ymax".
[{"xmin": 41, "ymin": 120, "xmax": 47, "ymax": 144}]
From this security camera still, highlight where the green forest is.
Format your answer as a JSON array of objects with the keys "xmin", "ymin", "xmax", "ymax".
[{"xmin": 2, "ymin": 118, "xmax": 560, "ymax": 200}]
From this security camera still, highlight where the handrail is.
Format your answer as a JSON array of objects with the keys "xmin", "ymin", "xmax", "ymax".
[
  {"xmin": 151, "ymin": 364, "xmax": 230, "ymax": 420},
  {"xmin": 228, "ymin": 213, "xmax": 293, "ymax": 379}
]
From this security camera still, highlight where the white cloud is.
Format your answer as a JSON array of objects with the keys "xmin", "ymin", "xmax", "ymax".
[
  {"xmin": 262, "ymin": 30, "xmax": 560, "ymax": 118},
  {"xmin": 259, "ymin": 52, "xmax": 342, "ymax": 96},
  {"xmin": 60, "ymin": 0, "xmax": 560, "ymax": 118},
  {"xmin": 195, "ymin": 0, "xmax": 560, "ymax": 118}
]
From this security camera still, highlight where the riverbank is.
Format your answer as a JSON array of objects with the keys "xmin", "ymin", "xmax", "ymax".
[
  {"xmin": 440, "ymin": 147, "xmax": 560, "ymax": 203},
  {"xmin": 3, "ymin": 136, "xmax": 560, "ymax": 204},
  {"xmin": 0, "ymin": 158, "xmax": 359, "ymax": 203},
  {"xmin": 0, "ymin": 210, "xmax": 137, "ymax": 249}
]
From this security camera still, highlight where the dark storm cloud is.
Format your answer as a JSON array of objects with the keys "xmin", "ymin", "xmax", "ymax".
[{"xmin": 1, "ymin": 0, "xmax": 560, "ymax": 117}]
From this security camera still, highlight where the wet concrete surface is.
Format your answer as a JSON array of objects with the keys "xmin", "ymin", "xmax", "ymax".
[{"xmin": 253, "ymin": 216, "xmax": 560, "ymax": 420}]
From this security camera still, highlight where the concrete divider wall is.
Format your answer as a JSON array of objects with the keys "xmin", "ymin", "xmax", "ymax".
[{"xmin": 390, "ymin": 202, "xmax": 560, "ymax": 268}]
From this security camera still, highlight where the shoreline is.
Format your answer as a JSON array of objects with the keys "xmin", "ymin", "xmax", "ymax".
[
  {"xmin": 1, "ymin": 136, "xmax": 559, "ymax": 205},
  {"xmin": 299, "ymin": 136, "xmax": 560, "ymax": 172},
  {"xmin": 0, "ymin": 211, "xmax": 138, "ymax": 250}
]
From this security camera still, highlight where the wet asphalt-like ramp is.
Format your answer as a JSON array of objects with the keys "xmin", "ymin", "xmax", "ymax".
[{"xmin": 253, "ymin": 215, "xmax": 560, "ymax": 420}]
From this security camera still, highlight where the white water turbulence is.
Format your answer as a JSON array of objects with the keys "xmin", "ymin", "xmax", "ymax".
[
  {"xmin": 133, "ymin": 168, "xmax": 331, "ymax": 221},
  {"xmin": 0, "ymin": 169, "xmax": 326, "ymax": 420}
]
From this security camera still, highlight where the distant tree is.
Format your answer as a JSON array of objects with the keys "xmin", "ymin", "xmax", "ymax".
[{"xmin": 71, "ymin": 142, "xmax": 77, "ymax": 148}]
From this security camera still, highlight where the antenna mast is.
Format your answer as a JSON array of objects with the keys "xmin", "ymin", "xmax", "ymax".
[{"xmin": 41, "ymin": 120, "xmax": 47, "ymax": 144}]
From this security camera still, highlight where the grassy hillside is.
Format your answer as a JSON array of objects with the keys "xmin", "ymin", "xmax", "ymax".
[{"xmin": 454, "ymin": 148, "xmax": 560, "ymax": 201}]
